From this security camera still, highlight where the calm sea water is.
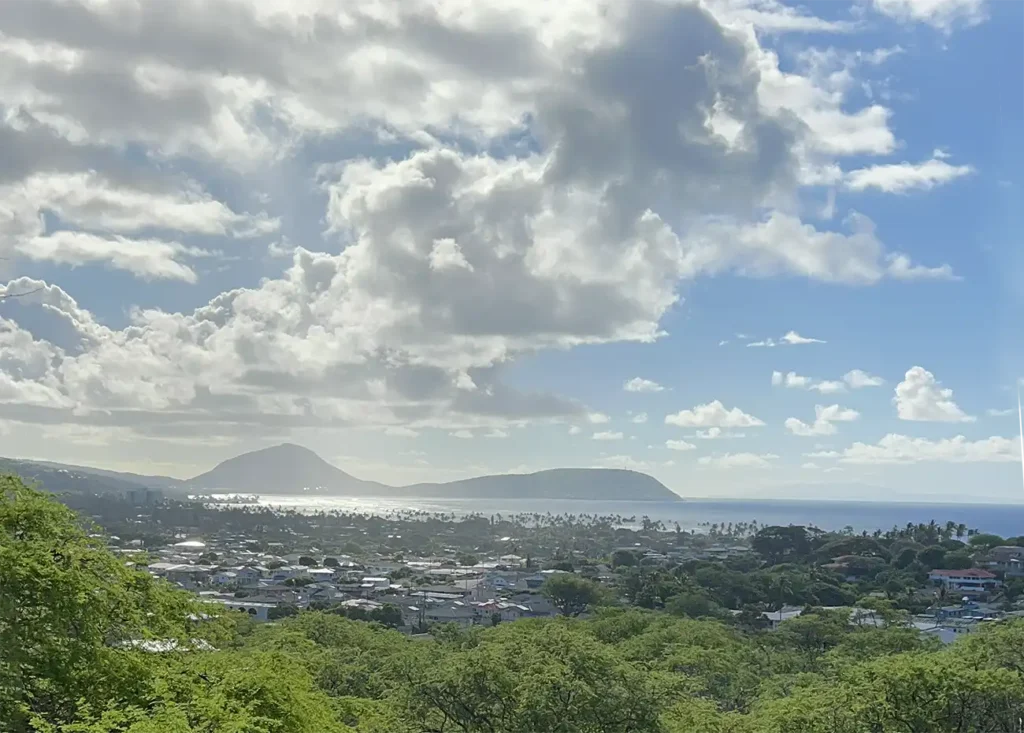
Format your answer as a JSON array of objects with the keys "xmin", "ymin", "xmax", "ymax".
[{"xmin": 225, "ymin": 495, "xmax": 1024, "ymax": 537}]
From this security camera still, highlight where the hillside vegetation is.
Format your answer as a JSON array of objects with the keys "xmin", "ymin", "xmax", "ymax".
[{"xmin": 3, "ymin": 474, "xmax": 1023, "ymax": 733}]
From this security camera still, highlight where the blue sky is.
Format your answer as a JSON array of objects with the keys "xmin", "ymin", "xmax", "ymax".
[{"xmin": 0, "ymin": 0, "xmax": 1021, "ymax": 501}]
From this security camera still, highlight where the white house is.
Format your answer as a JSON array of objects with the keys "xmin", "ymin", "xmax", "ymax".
[
  {"xmin": 216, "ymin": 600, "xmax": 274, "ymax": 622},
  {"xmin": 425, "ymin": 603, "xmax": 476, "ymax": 626},
  {"xmin": 928, "ymin": 569, "xmax": 1000, "ymax": 594}
]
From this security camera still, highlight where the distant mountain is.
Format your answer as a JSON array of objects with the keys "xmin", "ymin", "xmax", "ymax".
[
  {"xmin": 185, "ymin": 443, "xmax": 387, "ymax": 494},
  {"xmin": 0, "ymin": 457, "xmax": 154, "ymax": 496},
  {"xmin": 4, "ymin": 443, "xmax": 681, "ymax": 501},
  {"xmin": 400, "ymin": 468, "xmax": 679, "ymax": 501},
  {"xmin": 32, "ymin": 460, "xmax": 186, "ymax": 491}
]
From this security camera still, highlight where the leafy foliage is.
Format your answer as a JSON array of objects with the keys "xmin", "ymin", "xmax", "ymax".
[{"xmin": 5, "ymin": 475, "xmax": 1024, "ymax": 733}]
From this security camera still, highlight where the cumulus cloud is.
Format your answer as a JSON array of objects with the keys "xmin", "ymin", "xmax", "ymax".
[
  {"xmin": 845, "ymin": 156, "xmax": 974, "ymax": 193},
  {"xmin": 871, "ymin": 0, "xmax": 987, "ymax": 32},
  {"xmin": 840, "ymin": 433, "xmax": 1017, "ymax": 463},
  {"xmin": 772, "ymin": 370, "xmax": 813, "ymax": 388},
  {"xmin": 593, "ymin": 431, "xmax": 624, "ymax": 441},
  {"xmin": 588, "ymin": 413, "xmax": 612, "ymax": 425},
  {"xmin": 450, "ymin": 430, "xmax": 474, "ymax": 439},
  {"xmin": 785, "ymin": 404, "xmax": 860, "ymax": 436},
  {"xmin": 666, "ymin": 439, "xmax": 696, "ymax": 451},
  {"xmin": 0, "ymin": 0, "xmax": 963, "ymax": 454},
  {"xmin": 773, "ymin": 371, "xmax": 847, "ymax": 394},
  {"xmin": 895, "ymin": 366, "xmax": 974, "ymax": 422},
  {"xmin": 698, "ymin": 452, "xmax": 779, "ymax": 469},
  {"xmin": 624, "ymin": 377, "xmax": 664, "ymax": 393},
  {"xmin": 781, "ymin": 330, "xmax": 825, "ymax": 345},
  {"xmin": 631, "ymin": 412, "xmax": 648, "ymax": 424},
  {"xmin": 810, "ymin": 380, "xmax": 846, "ymax": 394},
  {"xmin": 680, "ymin": 213, "xmax": 952, "ymax": 285},
  {"xmin": 692, "ymin": 427, "xmax": 746, "ymax": 440},
  {"xmin": 844, "ymin": 369, "xmax": 885, "ymax": 388},
  {"xmin": 665, "ymin": 400, "xmax": 765, "ymax": 428},
  {"xmin": 384, "ymin": 426, "xmax": 419, "ymax": 438}
]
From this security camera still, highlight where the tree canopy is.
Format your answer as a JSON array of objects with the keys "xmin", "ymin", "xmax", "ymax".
[{"xmin": 4, "ymin": 475, "xmax": 1024, "ymax": 733}]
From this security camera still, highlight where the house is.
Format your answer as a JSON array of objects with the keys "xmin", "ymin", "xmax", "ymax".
[
  {"xmin": 928, "ymin": 569, "xmax": 1000, "ymax": 594},
  {"xmin": 269, "ymin": 565, "xmax": 309, "ymax": 582},
  {"xmin": 424, "ymin": 603, "xmax": 476, "ymax": 626},
  {"xmin": 215, "ymin": 599, "xmax": 274, "ymax": 622},
  {"xmin": 232, "ymin": 566, "xmax": 263, "ymax": 585},
  {"xmin": 506, "ymin": 592, "xmax": 558, "ymax": 617},
  {"xmin": 473, "ymin": 600, "xmax": 529, "ymax": 624},
  {"xmin": 988, "ymin": 546, "xmax": 1024, "ymax": 578},
  {"xmin": 211, "ymin": 571, "xmax": 238, "ymax": 586}
]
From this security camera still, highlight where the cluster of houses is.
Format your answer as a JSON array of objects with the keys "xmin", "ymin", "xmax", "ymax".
[{"xmin": 140, "ymin": 537, "xmax": 561, "ymax": 629}]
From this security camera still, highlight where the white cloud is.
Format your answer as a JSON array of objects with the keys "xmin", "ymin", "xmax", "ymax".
[
  {"xmin": 840, "ymin": 433, "xmax": 1017, "ymax": 464},
  {"xmin": 428, "ymin": 238, "xmax": 474, "ymax": 272},
  {"xmin": 698, "ymin": 452, "xmax": 779, "ymax": 469},
  {"xmin": 748, "ymin": 338, "xmax": 777, "ymax": 348},
  {"xmin": 693, "ymin": 427, "xmax": 745, "ymax": 440},
  {"xmin": 384, "ymin": 426, "xmax": 419, "ymax": 438},
  {"xmin": 624, "ymin": 377, "xmax": 664, "ymax": 393},
  {"xmin": 986, "ymin": 408, "xmax": 1014, "ymax": 417},
  {"xmin": 773, "ymin": 370, "xmax": 813, "ymax": 388},
  {"xmin": 588, "ymin": 413, "xmax": 612, "ymax": 425},
  {"xmin": 0, "ymin": 0, "xmax": 965, "ymax": 465},
  {"xmin": 871, "ymin": 0, "xmax": 987, "ymax": 32},
  {"xmin": 845, "ymin": 156, "xmax": 974, "ymax": 193},
  {"xmin": 785, "ymin": 404, "xmax": 860, "ymax": 436},
  {"xmin": 682, "ymin": 213, "xmax": 955, "ymax": 285},
  {"xmin": 805, "ymin": 449, "xmax": 841, "ymax": 458},
  {"xmin": 781, "ymin": 330, "xmax": 825, "ymax": 345},
  {"xmin": 708, "ymin": 0, "xmax": 857, "ymax": 33},
  {"xmin": 801, "ymin": 462, "xmax": 819, "ymax": 469},
  {"xmin": 14, "ymin": 231, "xmax": 203, "ymax": 282},
  {"xmin": 631, "ymin": 412, "xmax": 648, "ymax": 424},
  {"xmin": 665, "ymin": 400, "xmax": 765, "ymax": 428},
  {"xmin": 593, "ymin": 431, "xmax": 624, "ymax": 441},
  {"xmin": 666, "ymin": 439, "xmax": 696, "ymax": 451},
  {"xmin": 844, "ymin": 369, "xmax": 885, "ymax": 388},
  {"xmin": 895, "ymin": 366, "xmax": 974, "ymax": 422},
  {"xmin": 810, "ymin": 380, "xmax": 846, "ymax": 394},
  {"xmin": 450, "ymin": 430, "xmax": 474, "ymax": 439},
  {"xmin": 773, "ymin": 371, "xmax": 845, "ymax": 394},
  {"xmin": 485, "ymin": 428, "xmax": 509, "ymax": 438},
  {"xmin": 568, "ymin": 425, "xmax": 583, "ymax": 436}
]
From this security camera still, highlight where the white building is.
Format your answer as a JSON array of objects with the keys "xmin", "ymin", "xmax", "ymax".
[{"xmin": 927, "ymin": 569, "xmax": 1000, "ymax": 594}]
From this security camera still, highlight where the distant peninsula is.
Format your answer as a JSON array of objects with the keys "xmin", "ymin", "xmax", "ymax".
[{"xmin": 3, "ymin": 443, "xmax": 682, "ymax": 502}]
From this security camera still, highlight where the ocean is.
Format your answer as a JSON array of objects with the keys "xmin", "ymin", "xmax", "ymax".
[{"xmin": 224, "ymin": 495, "xmax": 1024, "ymax": 538}]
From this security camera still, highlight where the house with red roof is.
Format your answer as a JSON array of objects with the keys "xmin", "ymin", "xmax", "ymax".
[{"xmin": 927, "ymin": 568, "xmax": 1000, "ymax": 595}]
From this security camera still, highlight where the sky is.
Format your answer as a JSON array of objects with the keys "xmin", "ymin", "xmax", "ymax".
[{"xmin": 0, "ymin": 0, "xmax": 1022, "ymax": 502}]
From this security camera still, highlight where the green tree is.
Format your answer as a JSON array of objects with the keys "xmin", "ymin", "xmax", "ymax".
[
  {"xmin": 752, "ymin": 526, "xmax": 817, "ymax": 565},
  {"xmin": 612, "ymin": 549, "xmax": 638, "ymax": 568},
  {"xmin": 916, "ymin": 545, "xmax": 946, "ymax": 569},
  {"xmin": 0, "ymin": 477, "xmax": 197, "ymax": 731},
  {"xmin": 370, "ymin": 604, "xmax": 404, "ymax": 628},
  {"xmin": 297, "ymin": 555, "xmax": 316, "ymax": 566},
  {"xmin": 967, "ymin": 533, "xmax": 1004, "ymax": 550},
  {"xmin": 541, "ymin": 574, "xmax": 605, "ymax": 617},
  {"xmin": 399, "ymin": 623, "xmax": 676, "ymax": 733},
  {"xmin": 942, "ymin": 551, "xmax": 974, "ymax": 569}
]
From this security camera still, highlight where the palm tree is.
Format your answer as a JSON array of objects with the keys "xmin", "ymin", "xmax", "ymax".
[
  {"xmin": 768, "ymin": 575, "xmax": 793, "ymax": 623},
  {"xmin": 956, "ymin": 523, "xmax": 967, "ymax": 540}
]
